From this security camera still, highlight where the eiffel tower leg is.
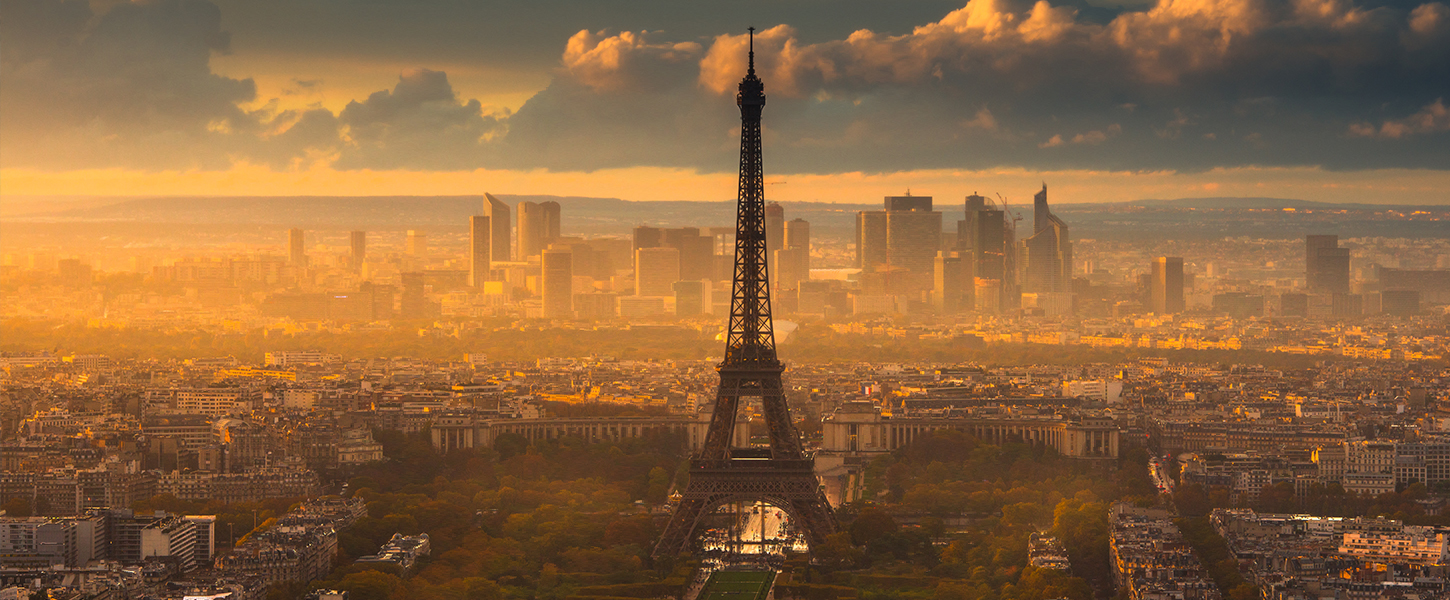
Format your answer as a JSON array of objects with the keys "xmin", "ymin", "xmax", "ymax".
[
  {"xmin": 760, "ymin": 390, "xmax": 802, "ymax": 458},
  {"xmin": 789, "ymin": 493, "xmax": 840, "ymax": 549},
  {"xmin": 654, "ymin": 498, "xmax": 708, "ymax": 557}
]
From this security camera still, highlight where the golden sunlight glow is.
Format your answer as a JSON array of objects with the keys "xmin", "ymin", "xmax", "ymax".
[{"xmin": 4, "ymin": 165, "xmax": 1447, "ymax": 204}]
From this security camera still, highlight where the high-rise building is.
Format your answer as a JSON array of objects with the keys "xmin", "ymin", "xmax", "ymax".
[
  {"xmin": 468, "ymin": 216, "xmax": 491, "ymax": 288},
  {"xmin": 765, "ymin": 203, "xmax": 785, "ymax": 257},
  {"xmin": 772, "ymin": 247, "xmax": 808, "ymax": 292},
  {"xmin": 856, "ymin": 195, "xmax": 942, "ymax": 295},
  {"xmin": 399, "ymin": 272, "xmax": 436, "ymax": 318},
  {"xmin": 542, "ymin": 201, "xmax": 561, "ymax": 243},
  {"xmin": 1381, "ymin": 290, "xmax": 1421, "ymax": 316},
  {"xmin": 288, "ymin": 228, "xmax": 306, "ymax": 267},
  {"xmin": 635, "ymin": 247, "xmax": 680, "ymax": 296},
  {"xmin": 765, "ymin": 202, "xmax": 788, "ymax": 256},
  {"xmin": 958, "ymin": 193, "xmax": 1007, "ymax": 311},
  {"xmin": 1306, "ymin": 235, "xmax": 1351, "ymax": 293},
  {"xmin": 1331, "ymin": 293, "xmax": 1363, "ymax": 317},
  {"xmin": 933, "ymin": 251, "xmax": 970, "ymax": 313},
  {"xmin": 856, "ymin": 211, "xmax": 888, "ymax": 270},
  {"xmin": 483, "ymin": 193, "xmax": 512, "ymax": 262},
  {"xmin": 633, "ymin": 226, "xmax": 713, "ymax": 282},
  {"xmin": 1150, "ymin": 257, "xmax": 1185, "ymax": 314},
  {"xmin": 517, "ymin": 202, "xmax": 549, "ymax": 259},
  {"xmin": 406, "ymin": 230, "xmax": 427, "ymax": 259},
  {"xmin": 349, "ymin": 231, "xmax": 366, "ymax": 272},
  {"xmin": 541, "ymin": 248, "xmax": 573, "ymax": 318},
  {"xmin": 1020, "ymin": 185, "xmax": 1071, "ymax": 294},
  {"xmin": 664, "ymin": 227, "xmax": 715, "ymax": 281},
  {"xmin": 1279, "ymin": 292, "xmax": 1310, "ymax": 317},
  {"xmin": 673, "ymin": 280, "xmax": 709, "ymax": 317},
  {"xmin": 785, "ymin": 218, "xmax": 810, "ymax": 280},
  {"xmin": 633, "ymin": 226, "xmax": 663, "ymax": 254}
]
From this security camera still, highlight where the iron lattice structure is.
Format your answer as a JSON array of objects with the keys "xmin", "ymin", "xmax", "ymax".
[{"xmin": 652, "ymin": 29, "xmax": 839, "ymax": 559}]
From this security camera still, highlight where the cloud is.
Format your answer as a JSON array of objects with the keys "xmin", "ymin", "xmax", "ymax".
[
  {"xmin": 498, "ymin": 0, "xmax": 1450, "ymax": 173},
  {"xmin": 1, "ymin": 0, "xmax": 1448, "ymax": 175},
  {"xmin": 1350, "ymin": 98, "xmax": 1450, "ymax": 137},
  {"xmin": 494, "ymin": 29, "xmax": 736, "ymax": 171},
  {"xmin": 1040, "ymin": 124, "xmax": 1123, "ymax": 147},
  {"xmin": 564, "ymin": 29, "xmax": 702, "ymax": 91},
  {"xmin": 333, "ymin": 68, "xmax": 506, "ymax": 170},
  {"xmin": 0, "ymin": 0, "xmax": 258, "ymax": 169}
]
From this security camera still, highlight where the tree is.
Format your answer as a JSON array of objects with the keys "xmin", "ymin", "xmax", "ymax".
[
  {"xmin": 493, "ymin": 433, "xmax": 529, "ymax": 461},
  {"xmin": 336, "ymin": 570, "xmax": 406, "ymax": 600},
  {"xmin": 645, "ymin": 467, "xmax": 671, "ymax": 504},
  {"xmin": 849, "ymin": 508, "xmax": 900, "ymax": 546},
  {"xmin": 1256, "ymin": 482, "xmax": 1297, "ymax": 514}
]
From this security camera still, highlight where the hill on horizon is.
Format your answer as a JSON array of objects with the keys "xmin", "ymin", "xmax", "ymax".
[
  {"xmin": 4, "ymin": 194, "xmax": 1447, "ymax": 240},
  {"xmin": 1122, "ymin": 197, "xmax": 1341, "ymax": 209}
]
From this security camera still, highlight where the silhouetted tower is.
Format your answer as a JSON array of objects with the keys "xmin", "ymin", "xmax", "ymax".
[
  {"xmin": 288, "ymin": 228, "xmax": 306, "ymax": 267},
  {"xmin": 349, "ymin": 231, "xmax": 366, "ymax": 272},
  {"xmin": 653, "ymin": 29, "xmax": 838, "ymax": 558}
]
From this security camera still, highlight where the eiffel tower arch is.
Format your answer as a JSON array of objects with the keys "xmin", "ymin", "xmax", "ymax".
[{"xmin": 652, "ymin": 29, "xmax": 839, "ymax": 559}]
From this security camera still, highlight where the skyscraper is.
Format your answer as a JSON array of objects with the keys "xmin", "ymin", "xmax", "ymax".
[
  {"xmin": 772, "ymin": 247, "xmax": 807, "ymax": 293},
  {"xmin": 288, "ymin": 228, "xmax": 306, "ymax": 267},
  {"xmin": 959, "ymin": 193, "xmax": 1006, "ymax": 278},
  {"xmin": 469, "ymin": 216, "xmax": 491, "ymax": 288},
  {"xmin": 349, "ymin": 231, "xmax": 366, "ymax": 272},
  {"xmin": 856, "ymin": 195, "xmax": 942, "ymax": 295},
  {"xmin": 1150, "ymin": 257, "xmax": 1185, "ymax": 314},
  {"xmin": 765, "ymin": 202, "xmax": 785, "ymax": 256},
  {"xmin": 958, "ymin": 193, "xmax": 1007, "ymax": 311},
  {"xmin": 406, "ymin": 230, "xmax": 427, "ymax": 259},
  {"xmin": 673, "ymin": 280, "xmax": 709, "ymax": 317},
  {"xmin": 1021, "ymin": 185, "xmax": 1071, "ymax": 293},
  {"xmin": 631, "ymin": 227, "xmax": 713, "ymax": 283},
  {"xmin": 541, "ymin": 248, "xmax": 573, "ymax": 318},
  {"xmin": 664, "ymin": 227, "xmax": 715, "ymax": 281},
  {"xmin": 541, "ymin": 201, "xmax": 561, "ymax": 243},
  {"xmin": 773, "ymin": 217, "xmax": 810, "ymax": 293},
  {"xmin": 633, "ymin": 226, "xmax": 663, "ymax": 254},
  {"xmin": 933, "ymin": 251, "xmax": 969, "ymax": 313},
  {"xmin": 785, "ymin": 217, "xmax": 810, "ymax": 275},
  {"xmin": 635, "ymin": 247, "xmax": 680, "ymax": 296},
  {"xmin": 856, "ymin": 211, "xmax": 888, "ymax": 270},
  {"xmin": 517, "ymin": 202, "xmax": 548, "ymax": 259},
  {"xmin": 1306, "ymin": 235, "xmax": 1351, "ymax": 293},
  {"xmin": 399, "ymin": 271, "xmax": 436, "ymax": 318},
  {"xmin": 483, "ymin": 193, "xmax": 512, "ymax": 262}
]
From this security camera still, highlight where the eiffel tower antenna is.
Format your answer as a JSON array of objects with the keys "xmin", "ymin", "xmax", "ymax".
[{"xmin": 653, "ymin": 28, "xmax": 838, "ymax": 559}]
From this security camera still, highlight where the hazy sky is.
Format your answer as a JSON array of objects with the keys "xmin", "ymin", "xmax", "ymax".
[{"xmin": 2, "ymin": 0, "xmax": 1448, "ymax": 203}]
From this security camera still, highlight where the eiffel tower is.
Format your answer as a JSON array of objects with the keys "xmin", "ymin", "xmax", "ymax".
[{"xmin": 652, "ymin": 28, "xmax": 839, "ymax": 559}]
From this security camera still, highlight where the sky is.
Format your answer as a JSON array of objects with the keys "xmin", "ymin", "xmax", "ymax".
[{"xmin": 1, "ymin": 0, "xmax": 1448, "ymax": 204}]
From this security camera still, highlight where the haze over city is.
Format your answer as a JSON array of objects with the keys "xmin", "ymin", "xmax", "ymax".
[{"xmin": 4, "ymin": 1, "xmax": 1450, "ymax": 600}]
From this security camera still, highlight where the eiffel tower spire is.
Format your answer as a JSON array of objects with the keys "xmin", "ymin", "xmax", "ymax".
[
  {"xmin": 724, "ymin": 25, "xmax": 775, "ymax": 373},
  {"xmin": 653, "ymin": 28, "xmax": 838, "ymax": 559}
]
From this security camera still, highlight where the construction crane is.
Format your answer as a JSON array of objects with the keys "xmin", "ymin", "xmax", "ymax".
[{"xmin": 999, "ymin": 193, "xmax": 1023, "ymax": 231}]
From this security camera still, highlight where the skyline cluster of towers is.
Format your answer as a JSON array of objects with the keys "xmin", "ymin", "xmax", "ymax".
[
  {"xmin": 279, "ymin": 194, "xmax": 1381, "ymax": 322},
  {"xmin": 855, "ymin": 184, "xmax": 1074, "ymax": 316}
]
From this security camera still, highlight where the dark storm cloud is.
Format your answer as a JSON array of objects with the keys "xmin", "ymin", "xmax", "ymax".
[
  {"xmin": 1, "ymin": 0, "xmax": 1447, "ymax": 174},
  {"xmin": 0, "ymin": 0, "xmax": 258, "ymax": 169},
  {"xmin": 497, "ymin": 0, "xmax": 1450, "ymax": 173},
  {"xmin": 333, "ymin": 69, "xmax": 506, "ymax": 170}
]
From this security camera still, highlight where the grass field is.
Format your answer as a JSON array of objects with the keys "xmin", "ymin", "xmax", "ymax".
[{"xmin": 700, "ymin": 570, "xmax": 777, "ymax": 600}]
